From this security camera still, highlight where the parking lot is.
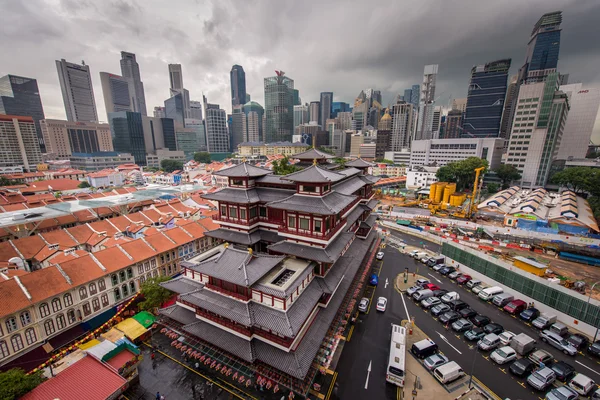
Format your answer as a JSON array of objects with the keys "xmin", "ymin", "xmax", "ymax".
[{"xmin": 388, "ymin": 229, "xmax": 600, "ymax": 400}]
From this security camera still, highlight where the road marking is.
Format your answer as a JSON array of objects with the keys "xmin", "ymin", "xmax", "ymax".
[
  {"xmin": 400, "ymin": 292, "xmax": 410, "ymax": 319},
  {"xmin": 385, "ymin": 278, "xmax": 389, "ymax": 289},
  {"xmin": 576, "ymin": 360, "xmax": 600, "ymax": 376},
  {"xmin": 499, "ymin": 368, "xmax": 507, "ymax": 374},
  {"xmin": 518, "ymin": 381, "xmax": 526, "ymax": 388},
  {"xmin": 436, "ymin": 331, "xmax": 462, "ymax": 354},
  {"xmin": 366, "ymin": 288, "xmax": 376, "ymax": 313},
  {"xmin": 347, "ymin": 325, "xmax": 355, "ymax": 342},
  {"xmin": 427, "ymin": 273, "xmax": 442, "ymax": 283},
  {"xmin": 325, "ymin": 372, "xmax": 338, "ymax": 400},
  {"xmin": 364, "ymin": 360, "xmax": 372, "ymax": 389}
]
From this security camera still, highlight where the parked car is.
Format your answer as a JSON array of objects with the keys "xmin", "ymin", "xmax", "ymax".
[
  {"xmin": 509, "ymin": 358, "xmax": 536, "ymax": 378},
  {"xmin": 503, "ymin": 299, "xmax": 527, "ymax": 315},
  {"xmin": 568, "ymin": 373, "xmax": 596, "ymax": 396},
  {"xmin": 470, "ymin": 314, "xmax": 491, "ymax": 327},
  {"xmin": 528, "ymin": 349, "xmax": 554, "ymax": 367},
  {"xmin": 433, "ymin": 263, "xmax": 445, "ymax": 272},
  {"xmin": 532, "ymin": 313, "xmax": 557, "ymax": 330},
  {"xmin": 432, "ymin": 289, "xmax": 449, "ymax": 298},
  {"xmin": 440, "ymin": 267, "xmax": 456, "ymax": 276},
  {"xmin": 376, "ymin": 297, "xmax": 387, "ymax": 312},
  {"xmin": 567, "ymin": 333, "xmax": 589, "ymax": 351},
  {"xmin": 465, "ymin": 327, "xmax": 486, "ymax": 341},
  {"xmin": 376, "ymin": 251, "xmax": 384, "ymax": 260},
  {"xmin": 527, "ymin": 367, "xmax": 556, "ymax": 391},
  {"xmin": 456, "ymin": 274, "xmax": 472, "ymax": 285},
  {"xmin": 478, "ymin": 333, "xmax": 501, "ymax": 351},
  {"xmin": 433, "ymin": 361, "xmax": 465, "ymax": 384},
  {"xmin": 483, "ymin": 323, "xmax": 504, "ymax": 335},
  {"xmin": 448, "ymin": 271, "xmax": 462, "ymax": 280},
  {"xmin": 472, "ymin": 284, "xmax": 487, "ymax": 295},
  {"xmin": 439, "ymin": 311, "xmax": 461, "ymax": 325},
  {"xmin": 499, "ymin": 331, "xmax": 516, "ymax": 346},
  {"xmin": 490, "ymin": 346, "xmax": 517, "ymax": 364},
  {"xmin": 550, "ymin": 361, "xmax": 576, "ymax": 382},
  {"xmin": 451, "ymin": 318, "xmax": 474, "ymax": 333},
  {"xmin": 420, "ymin": 256, "xmax": 430, "ymax": 264},
  {"xmin": 424, "ymin": 354, "xmax": 449, "ymax": 371},
  {"xmin": 431, "ymin": 304, "xmax": 451, "ymax": 317},
  {"xmin": 441, "ymin": 292, "xmax": 460, "ymax": 304},
  {"xmin": 588, "ymin": 341, "xmax": 600, "ymax": 357},
  {"xmin": 421, "ymin": 297, "xmax": 441, "ymax": 309},
  {"xmin": 449, "ymin": 300, "xmax": 469, "ymax": 311},
  {"xmin": 545, "ymin": 386, "xmax": 579, "ymax": 400},
  {"xmin": 540, "ymin": 330, "xmax": 577, "ymax": 355},
  {"xmin": 549, "ymin": 322, "xmax": 569, "ymax": 337},
  {"xmin": 459, "ymin": 308, "xmax": 477, "ymax": 319},
  {"xmin": 466, "ymin": 279, "xmax": 481, "ymax": 289},
  {"xmin": 407, "ymin": 286, "xmax": 421, "ymax": 296},
  {"xmin": 520, "ymin": 307, "xmax": 540, "ymax": 322},
  {"xmin": 423, "ymin": 283, "xmax": 440, "ymax": 291},
  {"xmin": 358, "ymin": 297, "xmax": 370, "ymax": 312},
  {"xmin": 369, "ymin": 274, "xmax": 379, "ymax": 286},
  {"xmin": 415, "ymin": 278, "xmax": 430, "ymax": 287}
]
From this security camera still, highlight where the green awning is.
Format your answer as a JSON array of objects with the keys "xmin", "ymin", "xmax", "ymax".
[
  {"xmin": 132, "ymin": 311, "xmax": 156, "ymax": 328},
  {"xmin": 396, "ymin": 219, "xmax": 411, "ymax": 226}
]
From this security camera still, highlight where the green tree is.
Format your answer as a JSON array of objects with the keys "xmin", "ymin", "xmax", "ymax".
[
  {"xmin": 495, "ymin": 164, "xmax": 522, "ymax": 189},
  {"xmin": 374, "ymin": 158, "xmax": 394, "ymax": 164},
  {"xmin": 272, "ymin": 156, "xmax": 300, "ymax": 175},
  {"xmin": 435, "ymin": 165, "xmax": 456, "ymax": 183},
  {"xmin": 318, "ymin": 147, "xmax": 334, "ymax": 155},
  {"xmin": 333, "ymin": 157, "xmax": 347, "ymax": 167},
  {"xmin": 485, "ymin": 182, "xmax": 500, "ymax": 195},
  {"xmin": 77, "ymin": 181, "xmax": 91, "ymax": 188},
  {"xmin": 0, "ymin": 368, "xmax": 45, "ymax": 400},
  {"xmin": 193, "ymin": 152, "xmax": 212, "ymax": 163},
  {"xmin": 160, "ymin": 159, "xmax": 184, "ymax": 173},
  {"xmin": 139, "ymin": 276, "xmax": 174, "ymax": 311},
  {"xmin": 551, "ymin": 167, "xmax": 596, "ymax": 195},
  {"xmin": 0, "ymin": 176, "xmax": 19, "ymax": 186},
  {"xmin": 434, "ymin": 157, "xmax": 488, "ymax": 192}
]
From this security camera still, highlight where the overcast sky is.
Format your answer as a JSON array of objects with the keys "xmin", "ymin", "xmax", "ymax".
[{"xmin": 2, "ymin": 0, "xmax": 600, "ymax": 141}]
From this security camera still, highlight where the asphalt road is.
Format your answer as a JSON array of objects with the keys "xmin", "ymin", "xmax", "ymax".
[{"xmin": 384, "ymin": 229, "xmax": 600, "ymax": 399}]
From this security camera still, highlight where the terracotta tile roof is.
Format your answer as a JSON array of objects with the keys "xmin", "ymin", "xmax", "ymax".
[
  {"xmin": 36, "ymin": 218, "xmax": 60, "ymax": 230},
  {"xmin": 88, "ymin": 220, "xmax": 120, "ymax": 236},
  {"xmin": 0, "ymin": 278, "xmax": 32, "ymax": 318},
  {"xmin": 1, "ymin": 269, "xmax": 29, "ymax": 279},
  {"xmin": 94, "ymin": 206, "xmax": 115, "ymax": 217},
  {"xmin": 25, "ymin": 178, "xmax": 82, "ymax": 192},
  {"xmin": 0, "ymin": 203, "xmax": 30, "ymax": 212},
  {"xmin": 126, "ymin": 211, "xmax": 153, "ymax": 224},
  {"xmin": 21, "ymin": 355, "xmax": 126, "ymax": 400},
  {"xmin": 142, "ymin": 226, "xmax": 160, "ymax": 236},
  {"xmin": 107, "ymin": 215, "xmax": 135, "ymax": 232},
  {"xmin": 119, "ymin": 240, "xmax": 156, "ymax": 263},
  {"xmin": 12, "ymin": 235, "xmax": 46, "ymax": 260},
  {"xmin": 65, "ymin": 224, "xmax": 94, "ymax": 244},
  {"xmin": 176, "ymin": 221, "xmax": 207, "ymax": 238},
  {"xmin": 19, "ymin": 266, "xmax": 71, "ymax": 305},
  {"xmin": 33, "ymin": 246, "xmax": 60, "ymax": 263},
  {"xmin": 25, "ymin": 193, "xmax": 57, "ymax": 203},
  {"xmin": 0, "ymin": 192, "xmax": 27, "ymax": 204},
  {"xmin": 58, "ymin": 255, "xmax": 106, "ymax": 286},
  {"xmin": 139, "ymin": 208, "xmax": 164, "ymax": 223},
  {"xmin": 40, "ymin": 230, "xmax": 79, "ymax": 248},
  {"xmin": 73, "ymin": 209, "xmax": 98, "ymax": 223},
  {"xmin": 47, "ymin": 250, "xmax": 88, "ymax": 265},
  {"xmin": 96, "ymin": 235, "xmax": 132, "ymax": 250},
  {"xmin": 144, "ymin": 232, "xmax": 178, "ymax": 253},
  {"xmin": 55, "ymin": 214, "xmax": 78, "ymax": 225},
  {"xmin": 197, "ymin": 217, "xmax": 219, "ymax": 231},
  {"xmin": 93, "ymin": 247, "xmax": 135, "ymax": 273},
  {"xmin": 162, "ymin": 227, "xmax": 193, "ymax": 245}
]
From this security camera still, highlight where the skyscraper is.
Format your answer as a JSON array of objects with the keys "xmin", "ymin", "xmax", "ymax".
[
  {"xmin": 243, "ymin": 101, "xmax": 264, "ymax": 142},
  {"xmin": 0, "ymin": 75, "xmax": 47, "ymax": 152},
  {"xmin": 164, "ymin": 92, "xmax": 185, "ymax": 128},
  {"xmin": 231, "ymin": 105, "xmax": 245, "ymax": 150},
  {"xmin": 331, "ymin": 102, "xmax": 350, "ymax": 118},
  {"xmin": 555, "ymin": 84, "xmax": 600, "ymax": 160},
  {"xmin": 203, "ymin": 95, "xmax": 229, "ymax": 153},
  {"xmin": 169, "ymin": 64, "xmax": 184, "ymax": 93},
  {"xmin": 500, "ymin": 75, "xmax": 518, "ymax": 138},
  {"xmin": 230, "ymin": 65, "xmax": 247, "ymax": 109},
  {"xmin": 390, "ymin": 101, "xmax": 415, "ymax": 151},
  {"xmin": 451, "ymin": 98, "xmax": 467, "ymax": 113},
  {"xmin": 293, "ymin": 104, "xmax": 309, "ymax": 130},
  {"xmin": 462, "ymin": 59, "xmax": 511, "ymax": 138},
  {"xmin": 100, "ymin": 72, "xmax": 137, "ymax": 118},
  {"xmin": 432, "ymin": 106, "xmax": 442, "ymax": 137},
  {"xmin": 416, "ymin": 64, "xmax": 439, "ymax": 140},
  {"xmin": 55, "ymin": 59, "xmax": 98, "ymax": 122},
  {"xmin": 120, "ymin": 51, "xmax": 147, "ymax": 116},
  {"xmin": 0, "ymin": 115, "xmax": 43, "ymax": 171},
  {"xmin": 319, "ymin": 92, "xmax": 333, "ymax": 130},
  {"xmin": 309, "ymin": 101, "xmax": 320, "ymax": 123},
  {"xmin": 41, "ymin": 119, "xmax": 112, "ymax": 158},
  {"xmin": 506, "ymin": 72, "xmax": 569, "ymax": 187},
  {"xmin": 293, "ymin": 89, "xmax": 301, "ymax": 106},
  {"xmin": 442, "ymin": 109, "xmax": 464, "ymax": 139},
  {"xmin": 264, "ymin": 71, "xmax": 294, "ymax": 143},
  {"xmin": 504, "ymin": 12, "xmax": 563, "ymax": 138},
  {"xmin": 153, "ymin": 106, "xmax": 166, "ymax": 118},
  {"xmin": 185, "ymin": 118, "xmax": 207, "ymax": 152},
  {"xmin": 108, "ymin": 111, "xmax": 146, "ymax": 165},
  {"xmin": 190, "ymin": 101, "xmax": 203, "ymax": 120},
  {"xmin": 403, "ymin": 85, "xmax": 420, "ymax": 108}
]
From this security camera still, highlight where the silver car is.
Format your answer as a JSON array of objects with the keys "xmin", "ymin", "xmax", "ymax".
[
  {"xmin": 424, "ymin": 354, "xmax": 449, "ymax": 370},
  {"xmin": 546, "ymin": 386, "xmax": 578, "ymax": 400},
  {"xmin": 358, "ymin": 297, "xmax": 369, "ymax": 313},
  {"xmin": 407, "ymin": 286, "xmax": 421, "ymax": 296},
  {"xmin": 540, "ymin": 330, "xmax": 577, "ymax": 356},
  {"xmin": 527, "ymin": 367, "xmax": 556, "ymax": 391},
  {"xmin": 421, "ymin": 297, "xmax": 441, "ymax": 309}
]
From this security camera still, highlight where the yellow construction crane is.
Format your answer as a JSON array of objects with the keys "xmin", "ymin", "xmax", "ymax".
[{"xmin": 467, "ymin": 167, "xmax": 485, "ymax": 219}]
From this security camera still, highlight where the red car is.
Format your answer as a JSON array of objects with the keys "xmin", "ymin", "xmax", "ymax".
[
  {"xmin": 503, "ymin": 299, "xmax": 527, "ymax": 315},
  {"xmin": 456, "ymin": 275, "xmax": 472, "ymax": 285},
  {"xmin": 423, "ymin": 283, "xmax": 440, "ymax": 291}
]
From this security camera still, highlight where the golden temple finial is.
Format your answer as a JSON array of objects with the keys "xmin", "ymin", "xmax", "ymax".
[
  {"xmin": 313, "ymin": 158, "xmax": 317, "ymax": 166},
  {"xmin": 242, "ymin": 157, "xmax": 247, "ymax": 162},
  {"xmin": 247, "ymin": 248, "xmax": 253, "ymax": 255},
  {"xmin": 224, "ymin": 242, "xmax": 229, "ymax": 248}
]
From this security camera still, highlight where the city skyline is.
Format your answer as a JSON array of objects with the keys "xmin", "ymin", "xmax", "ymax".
[{"xmin": 2, "ymin": 1, "xmax": 600, "ymax": 141}]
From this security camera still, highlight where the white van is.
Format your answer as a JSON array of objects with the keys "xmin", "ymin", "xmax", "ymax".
[
  {"xmin": 441, "ymin": 292, "xmax": 460, "ymax": 304},
  {"xmin": 433, "ymin": 361, "xmax": 465, "ymax": 384},
  {"xmin": 414, "ymin": 251, "xmax": 428, "ymax": 260},
  {"xmin": 478, "ymin": 286, "xmax": 503, "ymax": 301},
  {"xmin": 569, "ymin": 374, "xmax": 596, "ymax": 396},
  {"xmin": 413, "ymin": 289, "xmax": 434, "ymax": 302}
]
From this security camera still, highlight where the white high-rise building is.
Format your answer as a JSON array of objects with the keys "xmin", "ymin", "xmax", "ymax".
[
  {"xmin": 555, "ymin": 84, "xmax": 600, "ymax": 160},
  {"xmin": 153, "ymin": 106, "xmax": 166, "ymax": 118},
  {"xmin": 203, "ymin": 95, "xmax": 229, "ymax": 153},
  {"xmin": 416, "ymin": 64, "xmax": 439, "ymax": 141},
  {"xmin": 55, "ymin": 59, "xmax": 98, "ymax": 122},
  {"xmin": 337, "ymin": 112, "xmax": 353, "ymax": 131},
  {"xmin": 41, "ymin": 119, "xmax": 112, "ymax": 159},
  {"xmin": 390, "ymin": 101, "xmax": 415, "ymax": 151},
  {"xmin": 409, "ymin": 138, "xmax": 505, "ymax": 169},
  {"xmin": 309, "ymin": 101, "xmax": 320, "ymax": 123},
  {"xmin": 245, "ymin": 111, "xmax": 261, "ymax": 142},
  {"xmin": 506, "ymin": 73, "xmax": 569, "ymax": 188},
  {"xmin": 432, "ymin": 106, "xmax": 442, "ymax": 138},
  {"xmin": 293, "ymin": 105, "xmax": 309, "ymax": 129},
  {"xmin": 0, "ymin": 115, "xmax": 43, "ymax": 172},
  {"xmin": 99, "ymin": 72, "xmax": 137, "ymax": 119},
  {"xmin": 190, "ymin": 101, "xmax": 203, "ymax": 120}
]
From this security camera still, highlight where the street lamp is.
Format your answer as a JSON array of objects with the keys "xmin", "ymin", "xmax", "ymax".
[
  {"xmin": 583, "ymin": 281, "xmax": 600, "ymax": 342},
  {"xmin": 468, "ymin": 348, "xmax": 477, "ymax": 389}
]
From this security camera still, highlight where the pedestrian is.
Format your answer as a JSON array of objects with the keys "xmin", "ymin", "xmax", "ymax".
[
  {"xmin": 156, "ymin": 392, "xmax": 161, "ymax": 400},
  {"xmin": 195, "ymin": 362, "xmax": 199, "ymax": 370},
  {"xmin": 151, "ymin": 350, "xmax": 155, "ymax": 360}
]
